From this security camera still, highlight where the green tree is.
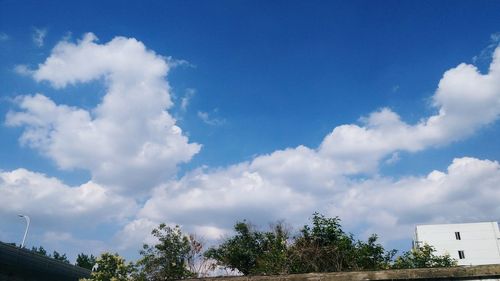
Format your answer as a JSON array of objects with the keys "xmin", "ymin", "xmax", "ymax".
[
  {"xmin": 30, "ymin": 246, "xmax": 71, "ymax": 264},
  {"xmin": 392, "ymin": 244, "xmax": 457, "ymax": 269},
  {"xmin": 52, "ymin": 250, "xmax": 70, "ymax": 263},
  {"xmin": 76, "ymin": 253, "xmax": 97, "ymax": 270},
  {"xmin": 136, "ymin": 224, "xmax": 195, "ymax": 281},
  {"xmin": 31, "ymin": 246, "xmax": 48, "ymax": 256},
  {"xmin": 205, "ymin": 221, "xmax": 290, "ymax": 275},
  {"xmin": 354, "ymin": 234, "xmax": 396, "ymax": 270},
  {"xmin": 287, "ymin": 213, "xmax": 357, "ymax": 273},
  {"xmin": 254, "ymin": 222, "xmax": 289, "ymax": 275},
  {"xmin": 80, "ymin": 252, "xmax": 135, "ymax": 281},
  {"xmin": 204, "ymin": 221, "xmax": 264, "ymax": 275}
]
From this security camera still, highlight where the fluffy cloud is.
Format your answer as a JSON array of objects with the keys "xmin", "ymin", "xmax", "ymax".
[
  {"xmin": 7, "ymin": 33, "xmax": 201, "ymax": 194},
  {"xmin": 328, "ymin": 157, "xmax": 500, "ymax": 241},
  {"xmin": 5, "ymin": 33, "xmax": 500, "ymax": 258},
  {"xmin": 129, "ymin": 156, "xmax": 500, "ymax": 250},
  {"xmin": 320, "ymin": 47, "xmax": 500, "ymax": 173},
  {"xmin": 0, "ymin": 168, "xmax": 137, "ymax": 229},
  {"xmin": 123, "ymin": 46, "xmax": 500, "ymax": 248}
]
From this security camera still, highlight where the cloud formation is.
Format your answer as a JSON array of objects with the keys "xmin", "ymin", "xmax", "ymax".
[
  {"xmin": 197, "ymin": 110, "xmax": 225, "ymax": 126},
  {"xmin": 4, "ymin": 33, "xmax": 500, "ymax": 258},
  {"xmin": 0, "ymin": 169, "xmax": 137, "ymax": 228},
  {"xmin": 32, "ymin": 27, "xmax": 47, "ymax": 47},
  {"xmin": 319, "ymin": 47, "xmax": 500, "ymax": 174},
  {"xmin": 125, "ymin": 45, "xmax": 500, "ymax": 246},
  {"xmin": 125, "ymin": 156, "xmax": 500, "ymax": 247},
  {"xmin": 7, "ymin": 33, "xmax": 201, "ymax": 194},
  {"xmin": 181, "ymin": 88, "xmax": 195, "ymax": 111}
]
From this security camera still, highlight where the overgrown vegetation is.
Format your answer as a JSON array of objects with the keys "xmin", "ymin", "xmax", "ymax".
[
  {"xmin": 135, "ymin": 224, "xmax": 196, "ymax": 281},
  {"xmin": 392, "ymin": 244, "xmax": 456, "ymax": 269},
  {"xmin": 16, "ymin": 213, "xmax": 457, "ymax": 281},
  {"xmin": 206, "ymin": 213, "xmax": 399, "ymax": 275},
  {"xmin": 81, "ymin": 253, "xmax": 136, "ymax": 281}
]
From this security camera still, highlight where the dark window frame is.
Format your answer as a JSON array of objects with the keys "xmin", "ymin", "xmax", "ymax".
[
  {"xmin": 458, "ymin": 250, "xmax": 465, "ymax": 259},
  {"xmin": 455, "ymin": 231, "xmax": 461, "ymax": 240}
]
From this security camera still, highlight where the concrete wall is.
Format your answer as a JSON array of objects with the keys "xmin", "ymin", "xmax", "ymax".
[
  {"xmin": 186, "ymin": 265, "xmax": 500, "ymax": 281},
  {"xmin": 415, "ymin": 222, "xmax": 500, "ymax": 265}
]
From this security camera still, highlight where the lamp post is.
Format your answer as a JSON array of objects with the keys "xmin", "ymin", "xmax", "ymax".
[{"xmin": 18, "ymin": 214, "xmax": 30, "ymax": 248}]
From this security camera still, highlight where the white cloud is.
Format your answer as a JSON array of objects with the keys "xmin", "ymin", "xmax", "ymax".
[
  {"xmin": 5, "ymin": 33, "xmax": 500, "ymax": 257},
  {"xmin": 0, "ymin": 168, "xmax": 137, "ymax": 228},
  {"xmin": 167, "ymin": 57, "xmax": 196, "ymax": 69},
  {"xmin": 181, "ymin": 88, "xmax": 195, "ymax": 111},
  {"xmin": 114, "ymin": 218, "xmax": 158, "ymax": 250},
  {"xmin": 120, "ymin": 46, "xmax": 500, "ymax": 249},
  {"xmin": 472, "ymin": 32, "xmax": 500, "ymax": 64},
  {"xmin": 14, "ymin": 64, "xmax": 34, "ymax": 76},
  {"xmin": 125, "ymin": 155, "xmax": 500, "ymax": 250},
  {"xmin": 32, "ymin": 27, "xmax": 47, "ymax": 47},
  {"xmin": 319, "ymin": 47, "xmax": 500, "ymax": 174},
  {"xmin": 40, "ymin": 231, "xmax": 108, "ymax": 263},
  {"xmin": 6, "ymin": 33, "xmax": 201, "ymax": 194},
  {"xmin": 197, "ymin": 110, "xmax": 225, "ymax": 126},
  {"xmin": 328, "ymin": 157, "xmax": 500, "ymax": 242}
]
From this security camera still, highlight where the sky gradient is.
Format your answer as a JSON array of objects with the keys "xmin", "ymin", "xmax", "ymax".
[{"xmin": 1, "ymin": 0, "xmax": 500, "ymax": 261}]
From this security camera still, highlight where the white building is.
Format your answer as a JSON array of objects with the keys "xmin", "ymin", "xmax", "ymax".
[{"xmin": 414, "ymin": 222, "xmax": 500, "ymax": 266}]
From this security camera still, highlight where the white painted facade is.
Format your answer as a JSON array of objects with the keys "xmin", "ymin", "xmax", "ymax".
[{"xmin": 414, "ymin": 222, "xmax": 500, "ymax": 266}]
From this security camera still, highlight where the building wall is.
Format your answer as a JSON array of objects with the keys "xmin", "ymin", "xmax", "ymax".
[{"xmin": 415, "ymin": 222, "xmax": 500, "ymax": 265}]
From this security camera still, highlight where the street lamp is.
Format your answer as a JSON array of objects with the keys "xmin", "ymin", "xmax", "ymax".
[{"xmin": 18, "ymin": 214, "xmax": 30, "ymax": 248}]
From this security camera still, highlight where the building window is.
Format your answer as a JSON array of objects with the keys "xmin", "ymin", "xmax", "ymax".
[
  {"xmin": 458, "ymin": 250, "xmax": 465, "ymax": 259},
  {"xmin": 455, "ymin": 232, "xmax": 461, "ymax": 240}
]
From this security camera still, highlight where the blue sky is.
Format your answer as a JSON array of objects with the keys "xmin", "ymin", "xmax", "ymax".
[{"xmin": 1, "ymin": 0, "xmax": 500, "ymax": 262}]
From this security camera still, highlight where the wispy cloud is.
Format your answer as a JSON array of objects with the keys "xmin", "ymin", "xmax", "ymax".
[
  {"xmin": 0, "ymin": 32, "xmax": 9, "ymax": 41},
  {"xmin": 167, "ymin": 57, "xmax": 196, "ymax": 69},
  {"xmin": 32, "ymin": 27, "xmax": 47, "ymax": 47},
  {"xmin": 181, "ymin": 88, "xmax": 196, "ymax": 111},
  {"xmin": 14, "ymin": 64, "xmax": 34, "ymax": 76},
  {"xmin": 472, "ymin": 31, "xmax": 500, "ymax": 64},
  {"xmin": 391, "ymin": 85, "xmax": 400, "ymax": 93},
  {"xmin": 197, "ymin": 110, "xmax": 225, "ymax": 126}
]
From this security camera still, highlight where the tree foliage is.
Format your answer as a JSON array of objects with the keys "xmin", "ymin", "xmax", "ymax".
[
  {"xmin": 205, "ymin": 221, "xmax": 290, "ymax": 275},
  {"xmin": 29, "ymin": 214, "xmax": 459, "ymax": 279},
  {"xmin": 392, "ymin": 244, "xmax": 457, "ymax": 269},
  {"xmin": 31, "ymin": 246, "xmax": 48, "ymax": 256},
  {"xmin": 136, "ymin": 224, "xmax": 196, "ymax": 281},
  {"xmin": 30, "ymin": 246, "xmax": 70, "ymax": 264},
  {"xmin": 80, "ymin": 252, "xmax": 135, "ymax": 281},
  {"xmin": 288, "ymin": 213, "xmax": 358, "ymax": 273},
  {"xmin": 205, "ymin": 221, "xmax": 263, "ymax": 275},
  {"xmin": 355, "ymin": 235, "xmax": 396, "ymax": 270},
  {"xmin": 206, "ymin": 214, "xmax": 398, "ymax": 275},
  {"xmin": 77, "ymin": 253, "xmax": 97, "ymax": 270},
  {"xmin": 52, "ymin": 250, "xmax": 70, "ymax": 263},
  {"xmin": 255, "ymin": 222, "xmax": 289, "ymax": 275}
]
